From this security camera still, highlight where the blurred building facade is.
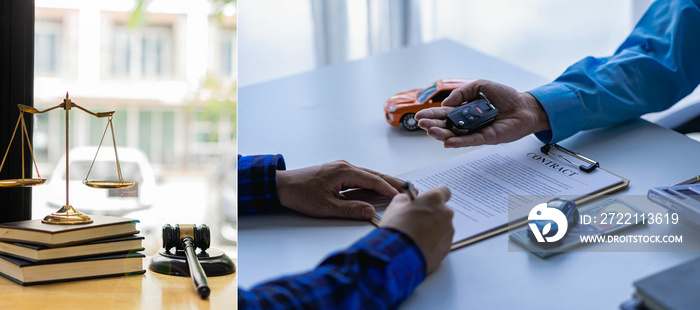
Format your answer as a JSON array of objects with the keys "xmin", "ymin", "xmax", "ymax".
[{"xmin": 34, "ymin": 0, "xmax": 237, "ymax": 175}]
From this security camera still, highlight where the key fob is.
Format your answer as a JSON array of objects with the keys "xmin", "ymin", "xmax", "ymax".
[{"xmin": 446, "ymin": 92, "xmax": 498, "ymax": 132}]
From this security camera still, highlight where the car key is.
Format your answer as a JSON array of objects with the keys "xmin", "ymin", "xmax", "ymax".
[{"xmin": 445, "ymin": 92, "xmax": 498, "ymax": 132}]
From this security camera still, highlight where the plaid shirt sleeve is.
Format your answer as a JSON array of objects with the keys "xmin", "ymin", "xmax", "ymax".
[
  {"xmin": 238, "ymin": 154, "xmax": 287, "ymax": 214},
  {"xmin": 238, "ymin": 227, "xmax": 427, "ymax": 310}
]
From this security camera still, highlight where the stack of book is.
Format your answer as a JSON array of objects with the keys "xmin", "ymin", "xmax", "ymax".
[{"xmin": 0, "ymin": 215, "xmax": 145, "ymax": 285}]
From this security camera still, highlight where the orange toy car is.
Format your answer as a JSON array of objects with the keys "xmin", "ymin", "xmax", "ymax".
[{"xmin": 384, "ymin": 79, "xmax": 473, "ymax": 131}]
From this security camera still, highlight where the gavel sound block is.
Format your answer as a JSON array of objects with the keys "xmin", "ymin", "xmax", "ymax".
[{"xmin": 149, "ymin": 224, "xmax": 235, "ymax": 298}]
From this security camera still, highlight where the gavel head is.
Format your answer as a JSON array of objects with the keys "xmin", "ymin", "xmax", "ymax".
[{"xmin": 162, "ymin": 224, "xmax": 211, "ymax": 252}]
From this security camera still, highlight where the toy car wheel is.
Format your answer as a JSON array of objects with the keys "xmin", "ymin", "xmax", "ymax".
[{"xmin": 401, "ymin": 113, "xmax": 419, "ymax": 131}]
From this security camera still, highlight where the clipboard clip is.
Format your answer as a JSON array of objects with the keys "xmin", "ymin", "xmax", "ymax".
[{"xmin": 541, "ymin": 144, "xmax": 599, "ymax": 173}]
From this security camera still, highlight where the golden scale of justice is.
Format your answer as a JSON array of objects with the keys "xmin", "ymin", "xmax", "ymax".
[{"xmin": 0, "ymin": 93, "xmax": 134, "ymax": 225}]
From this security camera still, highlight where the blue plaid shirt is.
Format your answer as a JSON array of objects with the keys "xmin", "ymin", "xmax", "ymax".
[
  {"xmin": 238, "ymin": 154, "xmax": 427, "ymax": 309},
  {"xmin": 237, "ymin": 154, "xmax": 287, "ymax": 214}
]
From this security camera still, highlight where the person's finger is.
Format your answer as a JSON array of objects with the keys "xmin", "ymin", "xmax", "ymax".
[
  {"xmin": 444, "ymin": 134, "xmax": 485, "ymax": 148},
  {"xmin": 390, "ymin": 193, "xmax": 411, "ymax": 204},
  {"xmin": 426, "ymin": 126, "xmax": 457, "ymax": 141},
  {"xmin": 354, "ymin": 166, "xmax": 405, "ymax": 193},
  {"xmin": 417, "ymin": 118, "xmax": 448, "ymax": 131},
  {"xmin": 419, "ymin": 186, "xmax": 452, "ymax": 205},
  {"xmin": 383, "ymin": 193, "xmax": 411, "ymax": 214},
  {"xmin": 447, "ymin": 137, "xmax": 478, "ymax": 148},
  {"xmin": 415, "ymin": 107, "xmax": 452, "ymax": 121},
  {"xmin": 332, "ymin": 199, "xmax": 376, "ymax": 220},
  {"xmin": 444, "ymin": 123, "xmax": 509, "ymax": 148},
  {"xmin": 341, "ymin": 167, "xmax": 402, "ymax": 199},
  {"xmin": 442, "ymin": 81, "xmax": 483, "ymax": 107}
]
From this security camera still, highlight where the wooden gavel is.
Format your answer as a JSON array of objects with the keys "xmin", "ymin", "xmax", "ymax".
[{"xmin": 162, "ymin": 224, "xmax": 211, "ymax": 299}]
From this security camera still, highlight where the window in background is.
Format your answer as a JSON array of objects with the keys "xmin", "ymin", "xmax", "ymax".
[
  {"xmin": 111, "ymin": 24, "xmax": 173, "ymax": 78},
  {"xmin": 218, "ymin": 28, "xmax": 237, "ymax": 78},
  {"xmin": 239, "ymin": 0, "xmax": 644, "ymax": 84},
  {"xmin": 424, "ymin": 0, "xmax": 640, "ymax": 80},
  {"xmin": 32, "ymin": 0, "xmax": 238, "ymax": 256},
  {"xmin": 140, "ymin": 26, "xmax": 171, "ymax": 77},
  {"xmin": 238, "ymin": 0, "xmax": 314, "ymax": 87},
  {"xmin": 112, "ymin": 27, "xmax": 132, "ymax": 77},
  {"xmin": 34, "ymin": 20, "xmax": 62, "ymax": 76}
]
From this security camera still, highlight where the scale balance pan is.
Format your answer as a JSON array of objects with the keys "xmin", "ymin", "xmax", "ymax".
[
  {"xmin": 82, "ymin": 180, "xmax": 135, "ymax": 189},
  {"xmin": 0, "ymin": 178, "xmax": 47, "ymax": 187}
]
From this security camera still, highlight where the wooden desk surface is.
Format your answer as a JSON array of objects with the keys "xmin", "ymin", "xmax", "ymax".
[{"xmin": 0, "ymin": 257, "xmax": 237, "ymax": 309}]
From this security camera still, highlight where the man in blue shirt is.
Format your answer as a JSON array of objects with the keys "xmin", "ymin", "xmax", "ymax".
[
  {"xmin": 416, "ymin": 0, "xmax": 700, "ymax": 147},
  {"xmin": 237, "ymin": 154, "xmax": 454, "ymax": 309}
]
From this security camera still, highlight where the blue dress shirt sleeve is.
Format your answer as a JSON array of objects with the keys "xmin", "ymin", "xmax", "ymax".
[
  {"xmin": 528, "ymin": 0, "xmax": 700, "ymax": 143},
  {"xmin": 238, "ymin": 154, "xmax": 287, "ymax": 214},
  {"xmin": 238, "ymin": 227, "xmax": 427, "ymax": 310}
]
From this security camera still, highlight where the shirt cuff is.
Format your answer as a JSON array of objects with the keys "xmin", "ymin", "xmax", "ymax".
[
  {"xmin": 237, "ymin": 154, "xmax": 287, "ymax": 214},
  {"xmin": 527, "ymin": 82, "xmax": 585, "ymax": 144}
]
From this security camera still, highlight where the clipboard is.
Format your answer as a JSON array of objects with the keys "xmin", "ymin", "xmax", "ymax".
[
  {"xmin": 446, "ymin": 167, "xmax": 628, "ymax": 251},
  {"xmin": 344, "ymin": 140, "xmax": 629, "ymax": 251}
]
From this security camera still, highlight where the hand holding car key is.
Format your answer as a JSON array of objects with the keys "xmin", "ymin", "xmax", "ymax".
[
  {"xmin": 416, "ymin": 79, "xmax": 550, "ymax": 148},
  {"xmin": 445, "ymin": 92, "xmax": 499, "ymax": 133}
]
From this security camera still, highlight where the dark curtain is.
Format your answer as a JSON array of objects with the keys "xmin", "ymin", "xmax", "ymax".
[{"xmin": 0, "ymin": 0, "xmax": 35, "ymax": 222}]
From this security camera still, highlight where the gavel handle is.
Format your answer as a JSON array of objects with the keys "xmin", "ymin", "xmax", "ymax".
[{"xmin": 182, "ymin": 237, "xmax": 210, "ymax": 299}]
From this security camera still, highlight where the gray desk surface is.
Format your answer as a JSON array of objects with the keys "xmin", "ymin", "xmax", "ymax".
[{"xmin": 238, "ymin": 40, "xmax": 700, "ymax": 309}]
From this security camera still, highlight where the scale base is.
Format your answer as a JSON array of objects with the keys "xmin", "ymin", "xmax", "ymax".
[
  {"xmin": 42, "ymin": 205, "xmax": 93, "ymax": 225},
  {"xmin": 149, "ymin": 248, "xmax": 236, "ymax": 277}
]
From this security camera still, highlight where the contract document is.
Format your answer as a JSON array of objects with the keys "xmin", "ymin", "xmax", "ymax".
[{"xmin": 364, "ymin": 137, "xmax": 627, "ymax": 248}]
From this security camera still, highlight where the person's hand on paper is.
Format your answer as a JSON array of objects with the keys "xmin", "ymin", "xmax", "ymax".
[
  {"xmin": 276, "ymin": 160, "xmax": 404, "ymax": 220},
  {"xmin": 380, "ymin": 186, "xmax": 454, "ymax": 273},
  {"xmin": 415, "ymin": 79, "xmax": 551, "ymax": 148}
]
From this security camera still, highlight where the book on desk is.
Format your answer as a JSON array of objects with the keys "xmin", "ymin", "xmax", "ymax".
[
  {"xmin": 0, "ymin": 216, "xmax": 145, "ymax": 285},
  {"xmin": 0, "ymin": 252, "xmax": 145, "ymax": 285},
  {"xmin": 621, "ymin": 256, "xmax": 700, "ymax": 310},
  {"xmin": 0, "ymin": 215, "xmax": 139, "ymax": 247},
  {"xmin": 0, "ymin": 234, "xmax": 144, "ymax": 262}
]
